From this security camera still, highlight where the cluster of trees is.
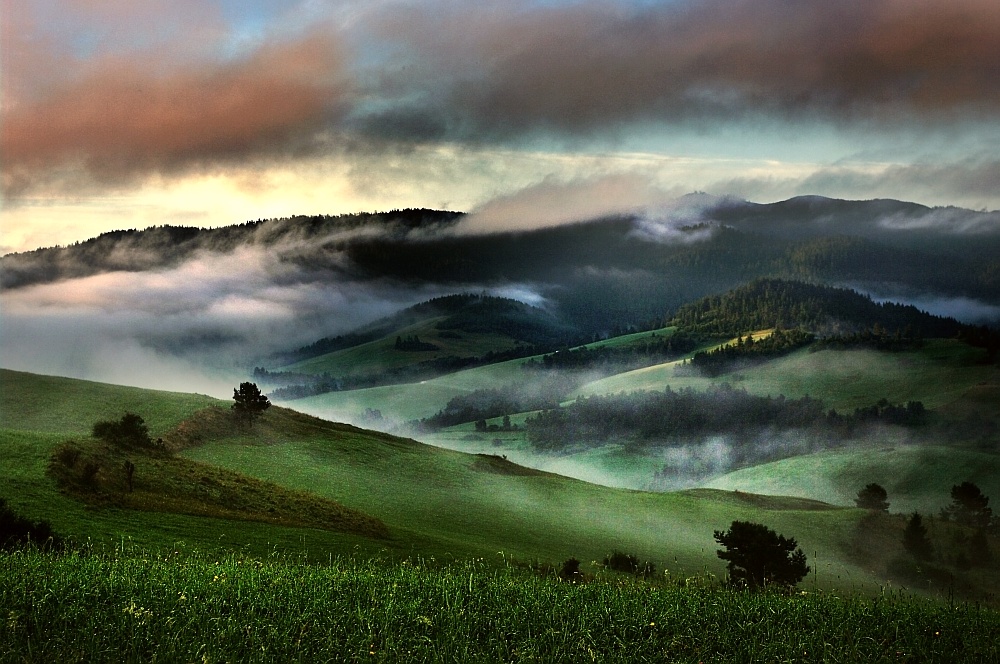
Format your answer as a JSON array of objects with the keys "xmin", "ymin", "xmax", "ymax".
[
  {"xmin": 835, "ymin": 399, "xmax": 926, "ymax": 428},
  {"xmin": 394, "ymin": 335, "xmax": 438, "ymax": 352},
  {"xmin": 686, "ymin": 327, "xmax": 814, "ymax": 377},
  {"xmin": 812, "ymin": 325, "xmax": 924, "ymax": 352},
  {"xmin": 525, "ymin": 385, "xmax": 830, "ymax": 451},
  {"xmin": 856, "ymin": 481, "xmax": 994, "ymax": 571},
  {"xmin": 417, "ymin": 376, "xmax": 577, "ymax": 431},
  {"xmin": 670, "ymin": 278, "xmax": 969, "ymax": 340}
]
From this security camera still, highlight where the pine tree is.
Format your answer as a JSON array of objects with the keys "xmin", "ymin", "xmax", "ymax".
[{"xmin": 232, "ymin": 382, "xmax": 271, "ymax": 428}]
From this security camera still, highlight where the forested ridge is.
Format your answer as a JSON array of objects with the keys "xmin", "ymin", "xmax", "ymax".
[{"xmin": 671, "ymin": 278, "xmax": 973, "ymax": 338}]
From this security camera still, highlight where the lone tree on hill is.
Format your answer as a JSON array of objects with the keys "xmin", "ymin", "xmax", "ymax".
[
  {"xmin": 855, "ymin": 483, "xmax": 890, "ymax": 512},
  {"xmin": 232, "ymin": 382, "xmax": 271, "ymax": 428},
  {"xmin": 714, "ymin": 521, "xmax": 810, "ymax": 589},
  {"xmin": 942, "ymin": 482, "xmax": 992, "ymax": 529}
]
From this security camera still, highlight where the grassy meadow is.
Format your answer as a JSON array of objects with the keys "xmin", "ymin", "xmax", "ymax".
[
  {"xmin": 3, "ymin": 358, "xmax": 1000, "ymax": 661},
  {"xmin": 4, "ymin": 549, "xmax": 998, "ymax": 663}
]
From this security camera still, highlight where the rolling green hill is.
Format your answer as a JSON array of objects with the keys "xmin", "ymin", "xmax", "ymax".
[
  {"xmin": 277, "ymin": 294, "xmax": 578, "ymax": 376},
  {"xmin": 0, "ymin": 368, "xmax": 892, "ymax": 593}
]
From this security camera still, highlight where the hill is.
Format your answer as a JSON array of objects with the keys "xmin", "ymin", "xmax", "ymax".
[
  {"xmin": 670, "ymin": 278, "xmax": 977, "ymax": 339},
  {"xmin": 274, "ymin": 294, "xmax": 578, "ymax": 375},
  {"xmin": 0, "ymin": 369, "xmax": 885, "ymax": 590},
  {"xmin": 4, "ymin": 197, "xmax": 999, "ymax": 346}
]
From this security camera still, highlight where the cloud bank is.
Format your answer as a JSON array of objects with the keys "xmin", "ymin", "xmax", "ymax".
[{"xmin": 3, "ymin": 0, "xmax": 999, "ymax": 214}]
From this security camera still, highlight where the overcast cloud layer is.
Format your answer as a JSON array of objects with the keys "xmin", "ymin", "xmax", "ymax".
[{"xmin": 2, "ymin": 0, "xmax": 999, "ymax": 253}]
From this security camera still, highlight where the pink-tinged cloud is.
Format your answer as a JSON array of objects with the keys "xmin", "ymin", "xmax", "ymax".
[{"xmin": 1, "ymin": 28, "xmax": 350, "ymax": 197}]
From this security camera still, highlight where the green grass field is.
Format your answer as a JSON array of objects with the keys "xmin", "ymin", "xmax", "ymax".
[
  {"xmin": 3, "ymin": 367, "xmax": 998, "ymax": 610},
  {"xmin": 4, "ymin": 549, "xmax": 998, "ymax": 663},
  {"xmin": 2, "ymin": 368, "xmax": 879, "ymax": 591}
]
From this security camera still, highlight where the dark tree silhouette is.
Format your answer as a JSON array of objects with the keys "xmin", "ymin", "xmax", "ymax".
[
  {"xmin": 713, "ymin": 521, "xmax": 809, "ymax": 589},
  {"xmin": 942, "ymin": 482, "xmax": 992, "ymax": 529},
  {"xmin": 855, "ymin": 483, "xmax": 890, "ymax": 512},
  {"xmin": 559, "ymin": 557, "xmax": 583, "ymax": 582},
  {"xmin": 0, "ymin": 498, "xmax": 60, "ymax": 550},
  {"xmin": 902, "ymin": 512, "xmax": 934, "ymax": 561},
  {"xmin": 232, "ymin": 382, "xmax": 271, "ymax": 428}
]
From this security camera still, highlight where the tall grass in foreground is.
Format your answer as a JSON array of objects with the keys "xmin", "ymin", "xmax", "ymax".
[{"xmin": 2, "ymin": 547, "xmax": 997, "ymax": 663}]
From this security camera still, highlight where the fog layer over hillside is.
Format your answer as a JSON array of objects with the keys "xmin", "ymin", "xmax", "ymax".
[{"xmin": 2, "ymin": 196, "xmax": 999, "ymax": 396}]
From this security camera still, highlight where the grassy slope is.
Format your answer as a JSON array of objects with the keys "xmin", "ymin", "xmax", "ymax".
[
  {"xmin": 0, "ymin": 370, "xmax": 382, "ymax": 556},
  {"xmin": 574, "ymin": 339, "xmax": 992, "ymax": 411},
  {"xmin": 704, "ymin": 445, "xmax": 1000, "ymax": 514},
  {"xmin": 282, "ymin": 317, "xmax": 522, "ymax": 376},
  {"xmin": 290, "ymin": 354, "xmax": 536, "ymax": 423},
  {"xmin": 287, "ymin": 326, "xmax": 683, "ymax": 424},
  {"xmin": 184, "ymin": 428, "xmax": 870, "ymax": 588},
  {"xmin": 2, "ymin": 368, "xmax": 877, "ymax": 592}
]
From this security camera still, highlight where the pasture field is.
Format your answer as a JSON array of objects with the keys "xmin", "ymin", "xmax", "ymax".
[
  {"xmin": 704, "ymin": 444, "xmax": 1000, "ymax": 515},
  {"xmin": 283, "ymin": 317, "xmax": 523, "ymax": 377},
  {"xmin": 181, "ymin": 420, "xmax": 870, "ymax": 584},
  {"xmin": 290, "ymin": 354, "xmax": 538, "ymax": 424},
  {"xmin": 574, "ymin": 340, "xmax": 993, "ymax": 411},
  {"xmin": 3, "ymin": 367, "xmax": 998, "ymax": 613},
  {"xmin": 2, "ymin": 548, "xmax": 998, "ymax": 663},
  {"xmin": 2, "ymin": 368, "xmax": 875, "ymax": 590},
  {"xmin": 0, "ymin": 369, "xmax": 217, "ymax": 436}
]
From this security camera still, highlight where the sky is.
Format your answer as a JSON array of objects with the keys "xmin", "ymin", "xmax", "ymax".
[{"xmin": 2, "ymin": 0, "xmax": 1000, "ymax": 254}]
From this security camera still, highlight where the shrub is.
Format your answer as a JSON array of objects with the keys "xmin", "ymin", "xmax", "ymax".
[
  {"xmin": 602, "ymin": 551, "xmax": 656, "ymax": 578},
  {"xmin": 92, "ymin": 413, "xmax": 153, "ymax": 448},
  {"xmin": 559, "ymin": 558, "xmax": 583, "ymax": 582},
  {"xmin": 902, "ymin": 512, "xmax": 934, "ymax": 561},
  {"xmin": 855, "ymin": 483, "xmax": 889, "ymax": 512},
  {"xmin": 0, "ymin": 498, "xmax": 61, "ymax": 550}
]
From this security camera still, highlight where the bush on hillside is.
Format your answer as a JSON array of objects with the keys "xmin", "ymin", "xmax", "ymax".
[
  {"xmin": 559, "ymin": 558, "xmax": 584, "ymax": 583},
  {"xmin": 855, "ymin": 483, "xmax": 890, "ymax": 512},
  {"xmin": 92, "ymin": 412, "xmax": 154, "ymax": 448},
  {"xmin": 902, "ymin": 512, "xmax": 934, "ymax": 561},
  {"xmin": 602, "ymin": 551, "xmax": 656, "ymax": 578},
  {"xmin": 0, "ymin": 497, "xmax": 61, "ymax": 550}
]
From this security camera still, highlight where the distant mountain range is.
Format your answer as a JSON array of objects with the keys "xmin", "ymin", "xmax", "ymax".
[{"xmin": 3, "ymin": 196, "xmax": 998, "ymax": 368}]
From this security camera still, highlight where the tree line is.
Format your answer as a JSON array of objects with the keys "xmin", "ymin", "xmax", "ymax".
[{"xmin": 524, "ymin": 385, "xmax": 925, "ymax": 452}]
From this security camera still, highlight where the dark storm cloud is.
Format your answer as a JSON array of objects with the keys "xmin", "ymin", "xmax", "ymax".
[
  {"xmin": 365, "ymin": 0, "xmax": 1000, "ymax": 139},
  {"xmin": 4, "ymin": 0, "xmax": 998, "ymax": 200}
]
